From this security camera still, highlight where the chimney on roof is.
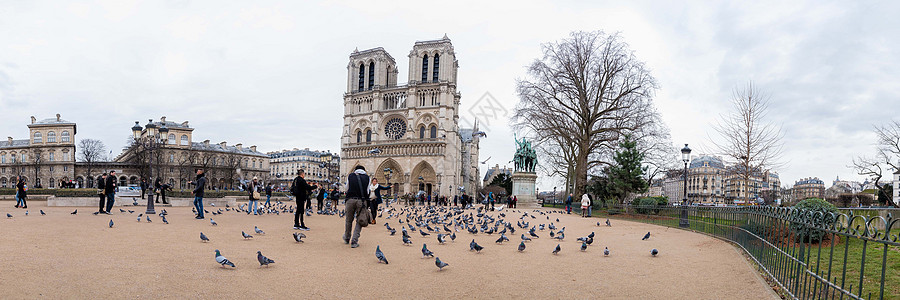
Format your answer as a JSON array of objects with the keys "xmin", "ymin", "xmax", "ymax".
[
  {"xmin": 7, "ymin": 137, "xmax": 12, "ymax": 144},
  {"xmin": 56, "ymin": 113, "xmax": 61, "ymax": 121},
  {"xmin": 203, "ymin": 140, "xmax": 210, "ymax": 146},
  {"xmin": 235, "ymin": 143, "xmax": 243, "ymax": 151},
  {"xmin": 160, "ymin": 116, "xmax": 166, "ymax": 123},
  {"xmin": 182, "ymin": 121, "xmax": 189, "ymax": 127},
  {"xmin": 219, "ymin": 141, "xmax": 227, "ymax": 148},
  {"xmin": 293, "ymin": 148, "xmax": 299, "ymax": 151},
  {"xmin": 30, "ymin": 116, "xmax": 35, "ymax": 124},
  {"xmin": 250, "ymin": 145, "xmax": 257, "ymax": 152}
]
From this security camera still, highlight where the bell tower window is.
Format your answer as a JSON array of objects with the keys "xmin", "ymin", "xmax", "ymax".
[
  {"xmin": 368, "ymin": 62, "xmax": 375, "ymax": 90},
  {"xmin": 358, "ymin": 63, "xmax": 365, "ymax": 92},
  {"xmin": 432, "ymin": 54, "xmax": 440, "ymax": 82},
  {"xmin": 421, "ymin": 54, "xmax": 428, "ymax": 83}
]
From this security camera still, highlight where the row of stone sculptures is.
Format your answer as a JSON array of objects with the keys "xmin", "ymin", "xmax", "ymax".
[{"xmin": 513, "ymin": 134, "xmax": 537, "ymax": 173}]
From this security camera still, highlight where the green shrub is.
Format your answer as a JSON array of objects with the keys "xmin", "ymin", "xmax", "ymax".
[
  {"xmin": 631, "ymin": 197, "xmax": 662, "ymax": 214},
  {"xmin": 791, "ymin": 198, "xmax": 838, "ymax": 243}
]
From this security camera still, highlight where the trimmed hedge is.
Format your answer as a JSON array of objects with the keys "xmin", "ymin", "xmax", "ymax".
[{"xmin": 0, "ymin": 188, "xmax": 272, "ymax": 198}]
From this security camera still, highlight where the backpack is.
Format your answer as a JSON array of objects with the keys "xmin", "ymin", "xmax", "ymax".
[{"xmin": 290, "ymin": 177, "xmax": 299, "ymax": 196}]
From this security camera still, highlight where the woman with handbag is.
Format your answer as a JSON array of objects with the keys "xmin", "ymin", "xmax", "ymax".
[{"xmin": 249, "ymin": 177, "xmax": 261, "ymax": 215}]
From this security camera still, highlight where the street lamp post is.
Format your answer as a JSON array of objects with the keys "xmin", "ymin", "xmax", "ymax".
[
  {"xmin": 132, "ymin": 120, "xmax": 168, "ymax": 215},
  {"xmin": 383, "ymin": 167, "xmax": 393, "ymax": 205},
  {"xmin": 679, "ymin": 143, "xmax": 692, "ymax": 228}
]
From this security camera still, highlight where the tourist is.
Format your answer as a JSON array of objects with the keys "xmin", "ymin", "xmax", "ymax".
[
  {"xmin": 316, "ymin": 186, "xmax": 325, "ymax": 211},
  {"xmin": 368, "ymin": 178, "xmax": 391, "ymax": 224},
  {"xmin": 488, "ymin": 192, "xmax": 495, "ymax": 211},
  {"xmin": 581, "ymin": 194, "xmax": 590, "ymax": 218},
  {"xmin": 190, "ymin": 168, "xmax": 207, "ymax": 219},
  {"xmin": 97, "ymin": 174, "xmax": 107, "ymax": 213},
  {"xmin": 154, "ymin": 177, "xmax": 169, "ymax": 204},
  {"xmin": 248, "ymin": 177, "xmax": 261, "ymax": 215},
  {"xmin": 513, "ymin": 195, "xmax": 518, "ymax": 208},
  {"xmin": 565, "ymin": 193, "xmax": 573, "ymax": 214},
  {"xmin": 104, "ymin": 171, "xmax": 117, "ymax": 214},
  {"xmin": 343, "ymin": 165, "xmax": 370, "ymax": 248},
  {"xmin": 290, "ymin": 170, "xmax": 315, "ymax": 230},
  {"xmin": 14, "ymin": 176, "xmax": 27, "ymax": 209},
  {"xmin": 140, "ymin": 178, "xmax": 148, "ymax": 199},
  {"xmin": 453, "ymin": 194, "xmax": 458, "ymax": 206},
  {"xmin": 264, "ymin": 183, "xmax": 272, "ymax": 207}
]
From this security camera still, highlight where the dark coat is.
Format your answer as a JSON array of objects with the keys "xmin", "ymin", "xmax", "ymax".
[
  {"xmin": 345, "ymin": 172, "xmax": 370, "ymax": 199},
  {"xmin": 104, "ymin": 175, "xmax": 117, "ymax": 194},
  {"xmin": 192, "ymin": 174, "xmax": 207, "ymax": 198},
  {"xmin": 290, "ymin": 176, "xmax": 315, "ymax": 201},
  {"xmin": 371, "ymin": 184, "xmax": 391, "ymax": 205},
  {"xmin": 16, "ymin": 180, "xmax": 26, "ymax": 198}
]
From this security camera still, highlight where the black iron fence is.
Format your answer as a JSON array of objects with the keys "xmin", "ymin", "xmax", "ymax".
[{"xmin": 606, "ymin": 205, "xmax": 899, "ymax": 300}]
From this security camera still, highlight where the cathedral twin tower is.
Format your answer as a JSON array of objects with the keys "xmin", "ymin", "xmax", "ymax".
[{"xmin": 340, "ymin": 35, "xmax": 481, "ymax": 198}]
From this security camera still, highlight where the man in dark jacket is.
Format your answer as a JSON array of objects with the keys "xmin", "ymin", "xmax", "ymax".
[
  {"xmin": 343, "ymin": 165, "xmax": 369, "ymax": 248},
  {"xmin": 264, "ymin": 183, "xmax": 273, "ymax": 207},
  {"xmin": 290, "ymin": 169, "xmax": 316, "ymax": 230},
  {"xmin": 97, "ymin": 174, "xmax": 107, "ymax": 213},
  {"xmin": 104, "ymin": 171, "xmax": 118, "ymax": 214},
  {"xmin": 140, "ymin": 178, "xmax": 148, "ymax": 199},
  {"xmin": 316, "ymin": 186, "xmax": 325, "ymax": 211},
  {"xmin": 190, "ymin": 169, "xmax": 207, "ymax": 219}
]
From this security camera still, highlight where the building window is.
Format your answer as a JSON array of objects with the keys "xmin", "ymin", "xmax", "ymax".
[
  {"xmin": 421, "ymin": 54, "xmax": 429, "ymax": 82},
  {"xmin": 64, "ymin": 166, "xmax": 68, "ymax": 171},
  {"xmin": 1, "ymin": 154, "xmax": 4, "ymax": 163},
  {"xmin": 63, "ymin": 152, "xmax": 69, "ymax": 161},
  {"xmin": 432, "ymin": 54, "xmax": 440, "ymax": 82},
  {"xmin": 358, "ymin": 63, "xmax": 365, "ymax": 92},
  {"xmin": 430, "ymin": 125, "xmax": 437, "ymax": 139},
  {"xmin": 356, "ymin": 131, "xmax": 362, "ymax": 143},
  {"xmin": 49, "ymin": 178, "xmax": 54, "ymax": 188},
  {"xmin": 168, "ymin": 134, "xmax": 175, "ymax": 144},
  {"xmin": 365, "ymin": 129, "xmax": 372, "ymax": 142},
  {"xmin": 368, "ymin": 62, "xmax": 375, "ymax": 90},
  {"xmin": 169, "ymin": 154, "xmax": 174, "ymax": 163},
  {"xmin": 50, "ymin": 166, "xmax": 53, "ymax": 172},
  {"xmin": 180, "ymin": 135, "xmax": 188, "ymax": 146},
  {"xmin": 47, "ymin": 131, "xmax": 56, "ymax": 143},
  {"xmin": 33, "ymin": 132, "xmax": 42, "ymax": 143},
  {"xmin": 61, "ymin": 131, "xmax": 70, "ymax": 142},
  {"xmin": 49, "ymin": 152, "xmax": 54, "ymax": 162},
  {"xmin": 419, "ymin": 126, "xmax": 425, "ymax": 139}
]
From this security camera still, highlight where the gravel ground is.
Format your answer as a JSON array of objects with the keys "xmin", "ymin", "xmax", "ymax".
[{"xmin": 0, "ymin": 201, "xmax": 777, "ymax": 299}]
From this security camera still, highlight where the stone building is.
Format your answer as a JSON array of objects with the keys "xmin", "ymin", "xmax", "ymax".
[
  {"xmin": 686, "ymin": 155, "xmax": 726, "ymax": 204},
  {"xmin": 0, "ymin": 114, "xmax": 77, "ymax": 188},
  {"xmin": 792, "ymin": 177, "xmax": 826, "ymax": 200},
  {"xmin": 482, "ymin": 164, "xmax": 512, "ymax": 187},
  {"xmin": 107, "ymin": 117, "xmax": 269, "ymax": 190},
  {"xmin": 339, "ymin": 36, "xmax": 481, "ymax": 198},
  {"xmin": 268, "ymin": 148, "xmax": 340, "ymax": 189}
]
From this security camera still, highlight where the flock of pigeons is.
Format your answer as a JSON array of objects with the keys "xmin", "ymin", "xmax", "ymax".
[{"xmin": 4, "ymin": 201, "xmax": 662, "ymax": 271}]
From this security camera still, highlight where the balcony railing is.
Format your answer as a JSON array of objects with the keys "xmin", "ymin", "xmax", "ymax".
[{"xmin": 342, "ymin": 139, "xmax": 446, "ymax": 159}]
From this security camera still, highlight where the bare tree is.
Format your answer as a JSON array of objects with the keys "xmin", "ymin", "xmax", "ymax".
[
  {"xmin": 77, "ymin": 139, "xmax": 107, "ymax": 187},
  {"xmin": 712, "ymin": 82, "xmax": 784, "ymax": 204},
  {"xmin": 30, "ymin": 149, "xmax": 44, "ymax": 188},
  {"xmin": 513, "ymin": 31, "xmax": 660, "ymax": 201},
  {"xmin": 851, "ymin": 120, "xmax": 900, "ymax": 207}
]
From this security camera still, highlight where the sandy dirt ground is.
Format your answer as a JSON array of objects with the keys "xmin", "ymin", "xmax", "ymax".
[{"xmin": 0, "ymin": 201, "xmax": 777, "ymax": 299}]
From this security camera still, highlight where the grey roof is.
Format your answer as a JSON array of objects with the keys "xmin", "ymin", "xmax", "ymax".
[
  {"xmin": 690, "ymin": 155, "xmax": 725, "ymax": 169},
  {"xmin": 149, "ymin": 121, "xmax": 191, "ymax": 129},
  {"xmin": 0, "ymin": 139, "xmax": 30, "ymax": 148},
  {"xmin": 269, "ymin": 149, "xmax": 338, "ymax": 159},
  {"xmin": 32, "ymin": 118, "xmax": 75, "ymax": 125},
  {"xmin": 191, "ymin": 142, "xmax": 267, "ymax": 157}
]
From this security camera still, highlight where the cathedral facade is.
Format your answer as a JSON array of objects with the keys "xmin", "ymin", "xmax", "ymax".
[{"xmin": 340, "ymin": 36, "xmax": 481, "ymax": 198}]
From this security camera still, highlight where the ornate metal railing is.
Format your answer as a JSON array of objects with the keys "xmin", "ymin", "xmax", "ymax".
[{"xmin": 607, "ymin": 205, "xmax": 899, "ymax": 300}]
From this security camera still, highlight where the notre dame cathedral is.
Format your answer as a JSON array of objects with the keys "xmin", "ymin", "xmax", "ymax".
[{"xmin": 339, "ymin": 35, "xmax": 481, "ymax": 198}]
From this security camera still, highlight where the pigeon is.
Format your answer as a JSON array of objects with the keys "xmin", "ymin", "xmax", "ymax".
[
  {"xmin": 24, "ymin": 211, "xmax": 28, "ymax": 216},
  {"xmin": 242, "ymin": 231, "xmax": 253, "ymax": 239},
  {"xmin": 437, "ymin": 234, "xmax": 446, "ymax": 244},
  {"xmin": 292, "ymin": 232, "xmax": 305, "ymax": 243},
  {"xmin": 215, "ymin": 249, "xmax": 235, "ymax": 268},
  {"xmin": 120, "ymin": 209, "xmax": 126, "ymax": 213},
  {"xmin": 421, "ymin": 244, "xmax": 434, "ymax": 258},
  {"xmin": 449, "ymin": 232, "xmax": 456, "ymax": 241},
  {"xmin": 136, "ymin": 216, "xmax": 141, "ymax": 222},
  {"xmin": 642, "ymin": 232, "xmax": 650, "ymax": 240},
  {"xmin": 162, "ymin": 215, "xmax": 168, "ymax": 224},
  {"xmin": 108, "ymin": 219, "xmax": 114, "ymax": 228},
  {"xmin": 585, "ymin": 237, "xmax": 593, "ymax": 245},
  {"xmin": 471, "ymin": 240, "xmax": 484, "ymax": 253},
  {"xmin": 496, "ymin": 234, "xmax": 509, "ymax": 244},
  {"xmin": 581, "ymin": 241, "xmax": 588, "ymax": 252},
  {"xmin": 200, "ymin": 232, "xmax": 210, "ymax": 242},
  {"xmin": 552, "ymin": 244, "xmax": 561, "ymax": 255},
  {"xmin": 651, "ymin": 249, "xmax": 659, "ymax": 256},
  {"xmin": 71, "ymin": 209, "xmax": 77, "ymax": 215},
  {"xmin": 521, "ymin": 234, "xmax": 532, "ymax": 242},
  {"xmin": 257, "ymin": 251, "xmax": 275, "ymax": 267},
  {"xmin": 254, "ymin": 226, "xmax": 265, "ymax": 235},
  {"xmin": 604, "ymin": 247, "xmax": 610, "ymax": 256},
  {"xmin": 93, "ymin": 211, "xmax": 100, "ymax": 215},
  {"xmin": 435, "ymin": 257, "xmax": 449, "ymax": 270},
  {"xmin": 210, "ymin": 219, "xmax": 217, "ymax": 226},
  {"xmin": 40, "ymin": 210, "xmax": 45, "ymax": 216},
  {"xmin": 606, "ymin": 219, "xmax": 611, "ymax": 227},
  {"xmin": 133, "ymin": 199, "xmax": 139, "ymax": 206},
  {"xmin": 138, "ymin": 213, "xmax": 143, "ymax": 218},
  {"xmin": 419, "ymin": 229, "xmax": 430, "ymax": 237},
  {"xmin": 375, "ymin": 245, "xmax": 389, "ymax": 264},
  {"xmin": 402, "ymin": 235, "xmax": 413, "ymax": 245},
  {"xmin": 518, "ymin": 241, "xmax": 526, "ymax": 252},
  {"xmin": 146, "ymin": 216, "xmax": 151, "ymax": 223},
  {"xmin": 588, "ymin": 232, "xmax": 595, "ymax": 239},
  {"xmin": 5, "ymin": 213, "xmax": 11, "ymax": 218}
]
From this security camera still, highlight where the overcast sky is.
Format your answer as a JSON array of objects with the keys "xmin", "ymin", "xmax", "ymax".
[{"xmin": 1, "ymin": 0, "xmax": 898, "ymax": 190}]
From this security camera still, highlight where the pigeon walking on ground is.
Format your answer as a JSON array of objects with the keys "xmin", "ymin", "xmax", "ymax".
[
  {"xmin": 71, "ymin": 209, "xmax": 77, "ymax": 215},
  {"xmin": 200, "ymin": 232, "xmax": 210, "ymax": 242},
  {"xmin": 210, "ymin": 219, "xmax": 217, "ymax": 226},
  {"xmin": 604, "ymin": 247, "xmax": 610, "ymax": 256},
  {"xmin": 642, "ymin": 232, "xmax": 650, "ymax": 240},
  {"xmin": 521, "ymin": 234, "xmax": 532, "ymax": 242},
  {"xmin": 581, "ymin": 241, "xmax": 588, "ymax": 252},
  {"xmin": 606, "ymin": 219, "xmax": 611, "ymax": 227},
  {"xmin": 421, "ymin": 244, "xmax": 434, "ymax": 258},
  {"xmin": 146, "ymin": 216, "xmax": 151, "ymax": 223},
  {"xmin": 292, "ymin": 232, "xmax": 305, "ymax": 243},
  {"xmin": 375, "ymin": 245, "xmax": 389, "ymax": 264},
  {"xmin": 24, "ymin": 211, "xmax": 28, "ymax": 216},
  {"xmin": 651, "ymin": 249, "xmax": 659, "ymax": 256},
  {"xmin": 242, "ymin": 231, "xmax": 253, "ymax": 239},
  {"xmin": 552, "ymin": 244, "xmax": 561, "ymax": 255},
  {"xmin": 162, "ymin": 215, "xmax": 168, "ymax": 224},
  {"xmin": 518, "ymin": 241, "xmax": 526, "ymax": 252},
  {"xmin": 108, "ymin": 219, "xmax": 114, "ymax": 228},
  {"xmin": 402, "ymin": 235, "xmax": 413, "ymax": 245},
  {"xmin": 215, "ymin": 249, "xmax": 235, "ymax": 268},
  {"xmin": 437, "ymin": 233, "xmax": 446, "ymax": 244},
  {"xmin": 254, "ymin": 226, "xmax": 265, "ymax": 235},
  {"xmin": 257, "ymin": 251, "xmax": 275, "ymax": 267},
  {"xmin": 435, "ymin": 257, "xmax": 448, "ymax": 271},
  {"xmin": 93, "ymin": 211, "xmax": 100, "ymax": 216},
  {"xmin": 40, "ymin": 210, "xmax": 45, "ymax": 216},
  {"xmin": 470, "ymin": 239, "xmax": 484, "ymax": 253},
  {"xmin": 6, "ymin": 213, "xmax": 11, "ymax": 218}
]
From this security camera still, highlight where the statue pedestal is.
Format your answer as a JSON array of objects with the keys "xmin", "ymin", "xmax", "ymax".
[{"xmin": 511, "ymin": 172, "xmax": 538, "ymax": 208}]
